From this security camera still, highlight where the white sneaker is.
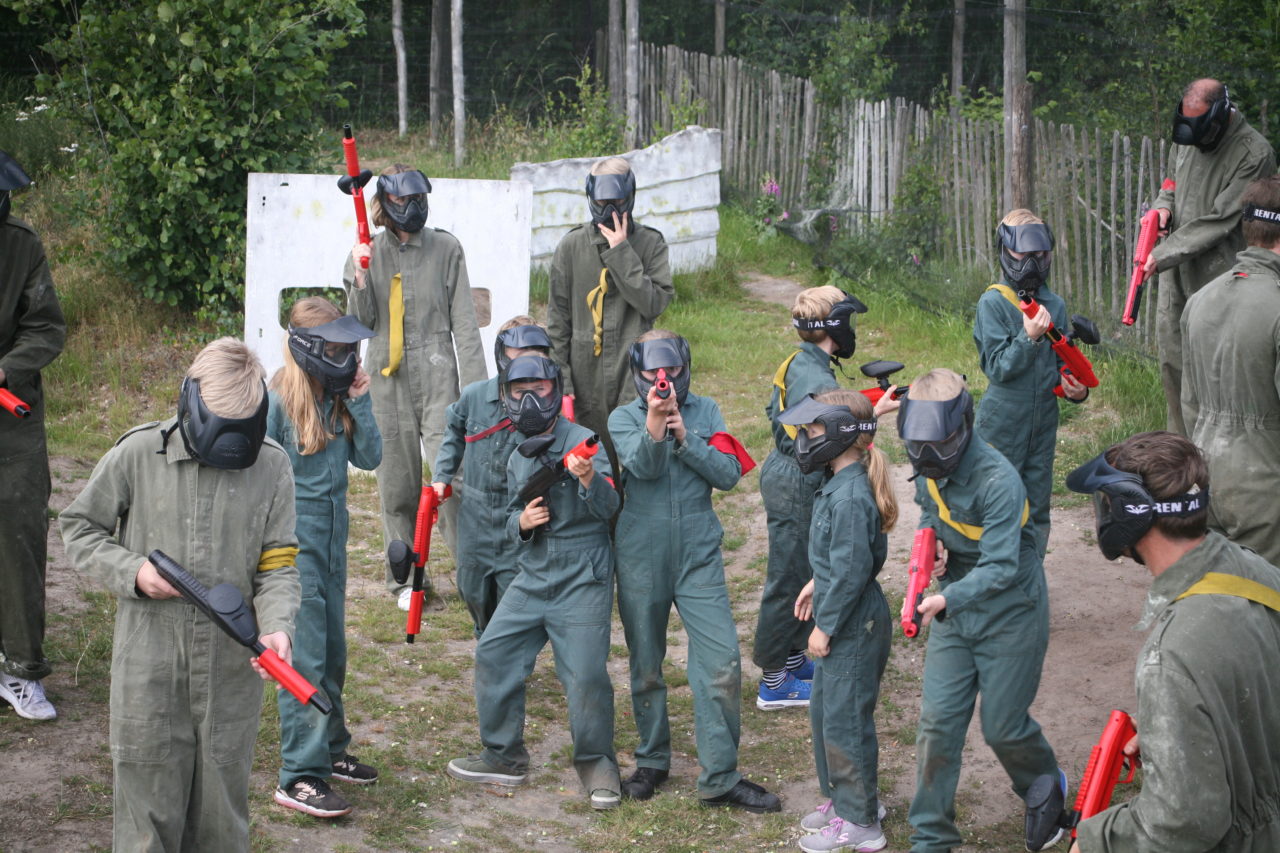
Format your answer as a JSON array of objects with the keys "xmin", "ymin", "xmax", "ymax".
[
  {"xmin": 0, "ymin": 675, "xmax": 57, "ymax": 720},
  {"xmin": 397, "ymin": 588, "xmax": 413, "ymax": 611}
]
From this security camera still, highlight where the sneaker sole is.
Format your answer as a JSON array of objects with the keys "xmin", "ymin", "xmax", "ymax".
[
  {"xmin": 799, "ymin": 804, "xmax": 886, "ymax": 833},
  {"xmin": 331, "ymin": 772, "xmax": 378, "ymax": 786},
  {"xmin": 799, "ymin": 835, "xmax": 886, "ymax": 853},
  {"xmin": 590, "ymin": 796, "xmax": 621, "ymax": 810},
  {"xmin": 273, "ymin": 789, "xmax": 352, "ymax": 819},
  {"xmin": 446, "ymin": 760, "xmax": 526, "ymax": 787},
  {"xmin": 756, "ymin": 697, "xmax": 811, "ymax": 710},
  {"xmin": 700, "ymin": 797, "xmax": 782, "ymax": 814},
  {"xmin": 0, "ymin": 687, "xmax": 57, "ymax": 721}
]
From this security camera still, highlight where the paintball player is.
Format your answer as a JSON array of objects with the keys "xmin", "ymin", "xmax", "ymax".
[
  {"xmin": 1065, "ymin": 431, "xmax": 1280, "ymax": 852},
  {"xmin": 447, "ymin": 355, "xmax": 622, "ymax": 810},
  {"xmin": 345, "ymin": 163, "xmax": 486, "ymax": 611},
  {"xmin": 268, "ymin": 297, "xmax": 382, "ymax": 818},
  {"xmin": 547, "ymin": 156, "xmax": 673, "ymax": 476},
  {"xmin": 431, "ymin": 316, "xmax": 552, "ymax": 635},
  {"xmin": 60, "ymin": 339, "xmax": 300, "ymax": 852},
  {"xmin": 1139, "ymin": 79, "xmax": 1275, "ymax": 435},
  {"xmin": 608, "ymin": 330, "xmax": 781, "ymax": 813},
  {"xmin": 974, "ymin": 210, "xmax": 1088, "ymax": 557},
  {"xmin": 899, "ymin": 369, "xmax": 1065, "ymax": 853},
  {"xmin": 1181, "ymin": 175, "xmax": 1280, "ymax": 567},
  {"xmin": 0, "ymin": 150, "xmax": 65, "ymax": 721}
]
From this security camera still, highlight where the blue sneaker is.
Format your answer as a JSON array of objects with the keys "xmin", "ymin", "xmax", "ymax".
[
  {"xmin": 790, "ymin": 655, "xmax": 816, "ymax": 681},
  {"xmin": 756, "ymin": 672, "xmax": 811, "ymax": 710}
]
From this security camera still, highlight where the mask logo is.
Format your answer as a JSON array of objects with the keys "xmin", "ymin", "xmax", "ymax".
[{"xmin": 1124, "ymin": 503, "xmax": 1149, "ymax": 515}]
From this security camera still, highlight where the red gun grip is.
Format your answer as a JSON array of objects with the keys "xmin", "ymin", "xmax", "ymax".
[{"xmin": 257, "ymin": 647, "xmax": 318, "ymax": 707}]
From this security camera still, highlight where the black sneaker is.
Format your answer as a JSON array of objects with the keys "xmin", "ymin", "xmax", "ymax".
[
  {"xmin": 274, "ymin": 776, "xmax": 353, "ymax": 818},
  {"xmin": 700, "ymin": 778, "xmax": 782, "ymax": 813},
  {"xmin": 332, "ymin": 754, "xmax": 379, "ymax": 785},
  {"xmin": 622, "ymin": 767, "xmax": 669, "ymax": 801}
]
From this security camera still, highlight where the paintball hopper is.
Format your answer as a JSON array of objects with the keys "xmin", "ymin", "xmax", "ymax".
[{"xmin": 1068, "ymin": 315, "xmax": 1101, "ymax": 346}]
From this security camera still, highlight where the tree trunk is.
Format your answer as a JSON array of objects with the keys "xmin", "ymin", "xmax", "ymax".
[
  {"xmin": 608, "ymin": 0, "xmax": 624, "ymax": 112},
  {"xmin": 393, "ymin": 0, "xmax": 407, "ymax": 136},
  {"xmin": 625, "ymin": 0, "xmax": 639, "ymax": 148},
  {"xmin": 715, "ymin": 0, "xmax": 725, "ymax": 56},
  {"xmin": 1003, "ymin": 0, "xmax": 1033, "ymax": 211},
  {"xmin": 429, "ymin": 0, "xmax": 447, "ymax": 146},
  {"xmin": 950, "ymin": 0, "xmax": 964, "ymax": 111},
  {"xmin": 452, "ymin": 0, "xmax": 465, "ymax": 167}
]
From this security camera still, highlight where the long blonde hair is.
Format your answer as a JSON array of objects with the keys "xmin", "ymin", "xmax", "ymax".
[
  {"xmin": 815, "ymin": 388, "xmax": 898, "ymax": 532},
  {"xmin": 270, "ymin": 296, "xmax": 355, "ymax": 455}
]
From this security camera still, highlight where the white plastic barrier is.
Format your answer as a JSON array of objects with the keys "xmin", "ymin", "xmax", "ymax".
[
  {"xmin": 510, "ymin": 126, "xmax": 720, "ymax": 273},
  {"xmin": 244, "ymin": 173, "xmax": 532, "ymax": 381}
]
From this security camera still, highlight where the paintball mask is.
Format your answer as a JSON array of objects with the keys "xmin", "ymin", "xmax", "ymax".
[
  {"xmin": 792, "ymin": 292, "xmax": 868, "ymax": 360},
  {"xmin": 778, "ymin": 394, "xmax": 877, "ymax": 474},
  {"xmin": 1172, "ymin": 87, "xmax": 1231, "ymax": 152},
  {"xmin": 1066, "ymin": 449, "xmax": 1209, "ymax": 562},
  {"xmin": 898, "ymin": 388, "xmax": 974, "ymax": 481},
  {"xmin": 501, "ymin": 355, "xmax": 564, "ymax": 436},
  {"xmin": 586, "ymin": 169, "xmax": 637, "ymax": 232},
  {"xmin": 287, "ymin": 314, "xmax": 374, "ymax": 396},
  {"xmin": 494, "ymin": 324, "xmax": 552, "ymax": 374},
  {"xmin": 0, "ymin": 149, "xmax": 33, "ymax": 224},
  {"xmin": 997, "ymin": 222, "xmax": 1054, "ymax": 298},
  {"xmin": 377, "ymin": 169, "xmax": 431, "ymax": 233},
  {"xmin": 629, "ymin": 335, "xmax": 692, "ymax": 406},
  {"xmin": 176, "ymin": 377, "xmax": 269, "ymax": 470}
]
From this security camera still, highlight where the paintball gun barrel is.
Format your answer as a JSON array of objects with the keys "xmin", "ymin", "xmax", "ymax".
[
  {"xmin": 0, "ymin": 387, "xmax": 30, "ymax": 418},
  {"xmin": 388, "ymin": 484, "xmax": 451, "ymax": 643},
  {"xmin": 338, "ymin": 124, "xmax": 374, "ymax": 269},
  {"xmin": 1122, "ymin": 179, "xmax": 1176, "ymax": 326},
  {"xmin": 900, "ymin": 527, "xmax": 936, "ymax": 638}
]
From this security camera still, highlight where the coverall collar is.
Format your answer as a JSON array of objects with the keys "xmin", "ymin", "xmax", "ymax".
[
  {"xmin": 1138, "ymin": 530, "xmax": 1223, "ymax": 630},
  {"xmin": 1234, "ymin": 245, "xmax": 1280, "ymax": 278},
  {"xmin": 484, "ymin": 375, "xmax": 501, "ymax": 403},
  {"xmin": 819, "ymin": 458, "xmax": 867, "ymax": 495},
  {"xmin": 157, "ymin": 416, "xmax": 196, "ymax": 465}
]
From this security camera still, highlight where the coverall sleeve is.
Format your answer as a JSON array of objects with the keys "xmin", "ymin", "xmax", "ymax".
[
  {"xmin": 432, "ymin": 395, "xmax": 469, "ymax": 484},
  {"xmin": 548, "ymin": 241, "xmax": 575, "ymax": 396},
  {"xmin": 1153, "ymin": 173, "xmax": 1176, "ymax": 213},
  {"xmin": 345, "ymin": 392, "xmax": 383, "ymax": 471},
  {"xmin": 578, "ymin": 449, "xmax": 620, "ymax": 520},
  {"xmin": 974, "ymin": 291, "xmax": 1040, "ymax": 383},
  {"xmin": 58, "ymin": 444, "xmax": 148, "ymax": 600},
  {"xmin": 933, "ymin": 472, "xmax": 1027, "ymax": 614},
  {"xmin": 343, "ymin": 254, "xmax": 379, "ymax": 329},
  {"xmin": 813, "ymin": 495, "xmax": 876, "ymax": 638},
  {"xmin": 447, "ymin": 244, "xmax": 488, "ymax": 387},
  {"xmin": 1075, "ymin": 667, "xmax": 1231, "ymax": 852},
  {"xmin": 608, "ymin": 403, "xmax": 671, "ymax": 480},
  {"xmin": 0, "ymin": 235, "xmax": 65, "ymax": 388},
  {"xmin": 673, "ymin": 401, "xmax": 742, "ymax": 491},
  {"xmin": 600, "ymin": 231, "xmax": 674, "ymax": 320},
  {"xmin": 251, "ymin": 456, "xmax": 301, "ymax": 638}
]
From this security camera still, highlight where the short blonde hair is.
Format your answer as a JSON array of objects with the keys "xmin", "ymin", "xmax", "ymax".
[
  {"xmin": 909, "ymin": 368, "xmax": 968, "ymax": 402},
  {"xmin": 792, "ymin": 285, "xmax": 846, "ymax": 343},
  {"xmin": 370, "ymin": 163, "xmax": 421, "ymax": 229},
  {"xmin": 187, "ymin": 338, "xmax": 266, "ymax": 419},
  {"xmin": 1001, "ymin": 208, "xmax": 1044, "ymax": 228},
  {"xmin": 499, "ymin": 314, "xmax": 539, "ymax": 332},
  {"xmin": 590, "ymin": 156, "xmax": 631, "ymax": 177}
]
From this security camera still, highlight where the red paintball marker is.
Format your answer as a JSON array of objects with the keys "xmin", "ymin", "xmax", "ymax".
[
  {"xmin": 0, "ymin": 387, "xmax": 31, "ymax": 418},
  {"xmin": 1025, "ymin": 709, "xmax": 1139, "ymax": 847},
  {"xmin": 338, "ymin": 124, "xmax": 374, "ymax": 270},
  {"xmin": 654, "ymin": 368, "xmax": 672, "ymax": 400},
  {"xmin": 859, "ymin": 360, "xmax": 909, "ymax": 407},
  {"xmin": 1018, "ymin": 296, "xmax": 1101, "ymax": 397},
  {"xmin": 149, "ymin": 549, "xmax": 331, "ymax": 714},
  {"xmin": 900, "ymin": 527, "xmax": 936, "ymax": 638},
  {"xmin": 388, "ymin": 484, "xmax": 452, "ymax": 643},
  {"xmin": 1122, "ymin": 179, "xmax": 1176, "ymax": 326}
]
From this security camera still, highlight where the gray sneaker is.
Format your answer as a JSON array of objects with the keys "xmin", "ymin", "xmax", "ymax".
[
  {"xmin": 800, "ymin": 800, "xmax": 887, "ymax": 833},
  {"xmin": 799, "ymin": 817, "xmax": 887, "ymax": 853},
  {"xmin": 446, "ymin": 754, "xmax": 526, "ymax": 786},
  {"xmin": 0, "ymin": 675, "xmax": 56, "ymax": 721}
]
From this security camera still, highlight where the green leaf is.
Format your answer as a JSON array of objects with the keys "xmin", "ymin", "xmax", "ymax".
[
  {"xmin": 179, "ymin": 31, "xmax": 195, "ymax": 47},
  {"xmin": 156, "ymin": 2, "xmax": 174, "ymax": 23}
]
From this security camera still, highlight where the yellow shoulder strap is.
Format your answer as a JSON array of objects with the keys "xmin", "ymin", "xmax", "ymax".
[
  {"xmin": 772, "ymin": 350, "xmax": 803, "ymax": 440},
  {"xmin": 926, "ymin": 477, "xmax": 1030, "ymax": 541},
  {"xmin": 1176, "ymin": 572, "xmax": 1280, "ymax": 612},
  {"xmin": 986, "ymin": 283, "xmax": 1021, "ymax": 309}
]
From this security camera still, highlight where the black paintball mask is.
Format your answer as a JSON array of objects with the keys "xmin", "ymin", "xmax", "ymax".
[
  {"xmin": 898, "ymin": 388, "xmax": 974, "ymax": 481},
  {"xmin": 998, "ymin": 222, "xmax": 1054, "ymax": 298},
  {"xmin": 778, "ymin": 394, "xmax": 877, "ymax": 475},
  {"xmin": 501, "ymin": 355, "xmax": 564, "ymax": 436},
  {"xmin": 1066, "ymin": 449, "xmax": 1209, "ymax": 563},
  {"xmin": 792, "ymin": 292, "xmax": 868, "ymax": 361},
  {"xmin": 586, "ymin": 170, "xmax": 637, "ymax": 233},
  {"xmin": 377, "ymin": 170, "xmax": 431, "ymax": 233},
  {"xmin": 176, "ymin": 377, "xmax": 269, "ymax": 470},
  {"xmin": 287, "ymin": 314, "xmax": 374, "ymax": 396},
  {"xmin": 0, "ymin": 149, "xmax": 33, "ymax": 224},
  {"xmin": 494, "ymin": 324, "xmax": 552, "ymax": 374},
  {"xmin": 629, "ymin": 335, "xmax": 692, "ymax": 407},
  {"xmin": 1172, "ymin": 87, "xmax": 1231, "ymax": 152}
]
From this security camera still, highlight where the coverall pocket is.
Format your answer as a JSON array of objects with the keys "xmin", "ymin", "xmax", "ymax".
[{"xmin": 110, "ymin": 609, "xmax": 175, "ymax": 763}]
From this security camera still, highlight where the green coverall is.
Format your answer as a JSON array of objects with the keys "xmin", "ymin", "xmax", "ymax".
[
  {"xmin": 608, "ymin": 391, "xmax": 745, "ymax": 798},
  {"xmin": 1182, "ymin": 247, "xmax": 1280, "ymax": 567},
  {"xmin": 345, "ymin": 226, "xmax": 487, "ymax": 593},
  {"xmin": 808, "ymin": 462, "xmax": 891, "ymax": 827},
  {"xmin": 1076, "ymin": 532, "xmax": 1280, "ymax": 852},
  {"xmin": 432, "ymin": 376, "xmax": 522, "ymax": 634},
  {"xmin": 471, "ymin": 417, "xmax": 621, "ymax": 794},
  {"xmin": 973, "ymin": 284, "xmax": 1075, "ymax": 557},
  {"xmin": 907, "ymin": 438, "xmax": 1059, "ymax": 853},
  {"xmin": 267, "ymin": 390, "xmax": 381, "ymax": 790},
  {"xmin": 60, "ymin": 419, "xmax": 300, "ymax": 853},
  {"xmin": 0, "ymin": 216, "xmax": 64, "ymax": 682},
  {"xmin": 1150, "ymin": 110, "xmax": 1275, "ymax": 436},
  {"xmin": 548, "ymin": 222, "xmax": 673, "ymax": 474},
  {"xmin": 752, "ymin": 342, "xmax": 837, "ymax": 671}
]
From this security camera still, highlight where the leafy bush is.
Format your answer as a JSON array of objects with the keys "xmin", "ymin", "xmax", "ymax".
[
  {"xmin": 539, "ymin": 61, "xmax": 625, "ymax": 161},
  {"xmin": 7, "ymin": 0, "xmax": 364, "ymax": 312}
]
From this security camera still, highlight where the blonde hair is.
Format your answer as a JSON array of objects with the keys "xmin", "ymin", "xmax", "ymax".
[
  {"xmin": 590, "ymin": 156, "xmax": 631, "ymax": 177},
  {"xmin": 269, "ymin": 296, "xmax": 355, "ymax": 454},
  {"xmin": 792, "ymin": 285, "xmax": 845, "ymax": 343},
  {"xmin": 499, "ymin": 314, "xmax": 538, "ymax": 332},
  {"xmin": 636, "ymin": 328, "xmax": 678, "ymax": 343},
  {"xmin": 815, "ymin": 389, "xmax": 898, "ymax": 532},
  {"xmin": 909, "ymin": 368, "xmax": 968, "ymax": 402},
  {"xmin": 1000, "ymin": 208, "xmax": 1044, "ymax": 228},
  {"xmin": 187, "ymin": 338, "xmax": 265, "ymax": 419},
  {"xmin": 370, "ymin": 163, "xmax": 420, "ymax": 229}
]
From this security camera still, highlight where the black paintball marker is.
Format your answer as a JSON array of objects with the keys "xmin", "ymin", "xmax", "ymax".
[
  {"xmin": 516, "ymin": 433, "xmax": 601, "ymax": 507},
  {"xmin": 859, "ymin": 360, "xmax": 909, "ymax": 406}
]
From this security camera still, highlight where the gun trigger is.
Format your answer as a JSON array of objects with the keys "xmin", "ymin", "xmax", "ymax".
[{"xmin": 1120, "ymin": 758, "xmax": 1137, "ymax": 784}]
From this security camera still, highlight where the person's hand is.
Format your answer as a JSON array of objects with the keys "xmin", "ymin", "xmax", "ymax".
[
  {"xmin": 565, "ymin": 452, "xmax": 595, "ymax": 488},
  {"xmin": 1069, "ymin": 843, "xmax": 1082, "ymax": 853},
  {"xmin": 1061, "ymin": 371, "xmax": 1088, "ymax": 401},
  {"xmin": 135, "ymin": 559, "xmax": 181, "ymax": 599},
  {"xmin": 1022, "ymin": 302, "xmax": 1051, "ymax": 341},
  {"xmin": 808, "ymin": 626, "xmax": 831, "ymax": 659},
  {"xmin": 351, "ymin": 242, "xmax": 372, "ymax": 288},
  {"xmin": 1156, "ymin": 207, "xmax": 1171, "ymax": 234},
  {"xmin": 252, "ymin": 632, "xmax": 292, "ymax": 683},
  {"xmin": 932, "ymin": 542, "xmax": 948, "ymax": 580},
  {"xmin": 519, "ymin": 496, "xmax": 551, "ymax": 531},
  {"xmin": 1142, "ymin": 251, "xmax": 1159, "ymax": 280},
  {"xmin": 598, "ymin": 211, "xmax": 629, "ymax": 248},
  {"xmin": 917, "ymin": 593, "xmax": 947, "ymax": 628},
  {"xmin": 873, "ymin": 386, "xmax": 900, "ymax": 416},
  {"xmin": 431, "ymin": 481, "xmax": 448, "ymax": 500},
  {"xmin": 347, "ymin": 364, "xmax": 370, "ymax": 398},
  {"xmin": 794, "ymin": 579, "xmax": 815, "ymax": 621},
  {"xmin": 665, "ymin": 408, "xmax": 686, "ymax": 443},
  {"xmin": 1123, "ymin": 732, "xmax": 1141, "ymax": 764}
]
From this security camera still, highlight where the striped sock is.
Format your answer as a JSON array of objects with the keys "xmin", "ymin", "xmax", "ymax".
[
  {"xmin": 786, "ymin": 650, "xmax": 808, "ymax": 672},
  {"xmin": 761, "ymin": 668, "xmax": 788, "ymax": 690}
]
